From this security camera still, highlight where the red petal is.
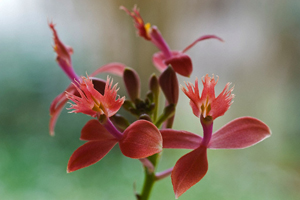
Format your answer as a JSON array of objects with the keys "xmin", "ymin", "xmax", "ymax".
[
  {"xmin": 49, "ymin": 84, "xmax": 76, "ymax": 136},
  {"xmin": 81, "ymin": 119, "xmax": 115, "ymax": 141},
  {"xmin": 165, "ymin": 53, "xmax": 193, "ymax": 77},
  {"xmin": 161, "ymin": 129, "xmax": 202, "ymax": 149},
  {"xmin": 49, "ymin": 97, "xmax": 68, "ymax": 136},
  {"xmin": 182, "ymin": 34, "xmax": 224, "ymax": 53},
  {"xmin": 67, "ymin": 140, "xmax": 117, "ymax": 173},
  {"xmin": 172, "ymin": 146, "xmax": 208, "ymax": 198},
  {"xmin": 210, "ymin": 82, "xmax": 234, "ymax": 119},
  {"xmin": 208, "ymin": 117, "xmax": 271, "ymax": 149},
  {"xmin": 152, "ymin": 52, "xmax": 168, "ymax": 72},
  {"xmin": 49, "ymin": 22, "xmax": 72, "ymax": 67},
  {"xmin": 153, "ymin": 51, "xmax": 193, "ymax": 77},
  {"xmin": 181, "ymin": 78, "xmax": 201, "ymax": 117},
  {"xmin": 101, "ymin": 76, "xmax": 125, "ymax": 117},
  {"xmin": 119, "ymin": 120, "xmax": 162, "ymax": 159},
  {"xmin": 200, "ymin": 74, "xmax": 217, "ymax": 101},
  {"xmin": 90, "ymin": 62, "xmax": 126, "ymax": 77}
]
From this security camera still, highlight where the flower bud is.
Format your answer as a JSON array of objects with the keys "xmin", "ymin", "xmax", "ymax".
[
  {"xmin": 149, "ymin": 74, "xmax": 159, "ymax": 99},
  {"xmin": 123, "ymin": 68, "xmax": 140, "ymax": 101},
  {"xmin": 159, "ymin": 66, "xmax": 179, "ymax": 104}
]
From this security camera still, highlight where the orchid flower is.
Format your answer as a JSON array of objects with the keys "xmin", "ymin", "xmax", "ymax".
[
  {"xmin": 121, "ymin": 6, "xmax": 223, "ymax": 77},
  {"xmin": 160, "ymin": 75, "xmax": 271, "ymax": 198},
  {"xmin": 49, "ymin": 22, "xmax": 126, "ymax": 135},
  {"xmin": 66, "ymin": 75, "xmax": 162, "ymax": 172}
]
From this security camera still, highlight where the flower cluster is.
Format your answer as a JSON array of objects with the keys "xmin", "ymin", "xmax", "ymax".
[{"xmin": 48, "ymin": 6, "xmax": 271, "ymax": 199}]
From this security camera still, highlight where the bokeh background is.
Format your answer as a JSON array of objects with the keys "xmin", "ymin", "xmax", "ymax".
[{"xmin": 1, "ymin": 0, "xmax": 300, "ymax": 199}]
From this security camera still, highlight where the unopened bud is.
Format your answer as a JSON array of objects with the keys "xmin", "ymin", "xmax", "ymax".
[
  {"xmin": 149, "ymin": 74, "xmax": 159, "ymax": 98},
  {"xmin": 123, "ymin": 68, "xmax": 140, "ymax": 101},
  {"xmin": 159, "ymin": 66, "xmax": 179, "ymax": 104}
]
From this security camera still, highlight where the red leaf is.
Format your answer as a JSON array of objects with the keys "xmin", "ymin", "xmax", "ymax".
[
  {"xmin": 67, "ymin": 140, "xmax": 117, "ymax": 173},
  {"xmin": 208, "ymin": 117, "xmax": 271, "ymax": 149},
  {"xmin": 119, "ymin": 120, "xmax": 162, "ymax": 158},
  {"xmin": 172, "ymin": 146, "xmax": 208, "ymax": 198},
  {"xmin": 161, "ymin": 129, "xmax": 202, "ymax": 149}
]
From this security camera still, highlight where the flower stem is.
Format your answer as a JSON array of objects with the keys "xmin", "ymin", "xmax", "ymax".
[
  {"xmin": 100, "ymin": 116, "xmax": 123, "ymax": 140},
  {"xmin": 139, "ymin": 153, "xmax": 159, "ymax": 200},
  {"xmin": 155, "ymin": 167, "xmax": 173, "ymax": 181}
]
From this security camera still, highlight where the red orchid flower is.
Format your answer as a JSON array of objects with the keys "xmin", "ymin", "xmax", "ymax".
[
  {"xmin": 160, "ymin": 75, "xmax": 271, "ymax": 198},
  {"xmin": 49, "ymin": 22, "xmax": 126, "ymax": 135},
  {"xmin": 66, "ymin": 76, "xmax": 163, "ymax": 172},
  {"xmin": 121, "ymin": 6, "xmax": 223, "ymax": 77},
  {"xmin": 66, "ymin": 76, "xmax": 124, "ymax": 118}
]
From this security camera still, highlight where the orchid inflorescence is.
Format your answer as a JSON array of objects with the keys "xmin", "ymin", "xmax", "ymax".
[{"xmin": 48, "ymin": 5, "xmax": 271, "ymax": 199}]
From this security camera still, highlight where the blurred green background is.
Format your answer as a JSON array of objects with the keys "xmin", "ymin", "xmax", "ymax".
[{"xmin": 1, "ymin": 0, "xmax": 300, "ymax": 199}]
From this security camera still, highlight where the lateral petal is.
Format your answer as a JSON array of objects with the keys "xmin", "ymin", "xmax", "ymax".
[
  {"xmin": 49, "ymin": 97, "xmax": 68, "ymax": 136},
  {"xmin": 172, "ymin": 146, "xmax": 208, "ymax": 198},
  {"xmin": 182, "ymin": 35, "xmax": 223, "ymax": 53},
  {"xmin": 90, "ymin": 62, "xmax": 126, "ymax": 77},
  {"xmin": 161, "ymin": 129, "xmax": 202, "ymax": 149},
  {"xmin": 165, "ymin": 52, "xmax": 193, "ymax": 77},
  {"xmin": 67, "ymin": 140, "xmax": 117, "ymax": 173},
  {"xmin": 152, "ymin": 52, "xmax": 168, "ymax": 72},
  {"xmin": 119, "ymin": 120, "xmax": 162, "ymax": 159},
  {"xmin": 49, "ymin": 84, "xmax": 76, "ymax": 136},
  {"xmin": 208, "ymin": 117, "xmax": 271, "ymax": 149},
  {"xmin": 81, "ymin": 119, "xmax": 115, "ymax": 141},
  {"xmin": 153, "ymin": 51, "xmax": 193, "ymax": 77}
]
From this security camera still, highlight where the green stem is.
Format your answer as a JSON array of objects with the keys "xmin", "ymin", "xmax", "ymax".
[{"xmin": 139, "ymin": 154, "xmax": 159, "ymax": 200}]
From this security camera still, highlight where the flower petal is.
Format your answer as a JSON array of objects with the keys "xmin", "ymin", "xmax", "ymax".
[
  {"xmin": 90, "ymin": 62, "xmax": 126, "ymax": 77},
  {"xmin": 181, "ymin": 78, "xmax": 201, "ymax": 117},
  {"xmin": 161, "ymin": 129, "xmax": 202, "ymax": 149},
  {"xmin": 210, "ymin": 82, "xmax": 234, "ymax": 119},
  {"xmin": 208, "ymin": 117, "xmax": 271, "ymax": 149},
  {"xmin": 119, "ymin": 120, "xmax": 162, "ymax": 159},
  {"xmin": 172, "ymin": 146, "xmax": 208, "ymax": 198},
  {"xmin": 67, "ymin": 140, "xmax": 118, "ymax": 173},
  {"xmin": 101, "ymin": 76, "xmax": 125, "ymax": 117},
  {"xmin": 49, "ymin": 97, "xmax": 69, "ymax": 136},
  {"xmin": 49, "ymin": 84, "xmax": 76, "ymax": 136},
  {"xmin": 120, "ymin": 5, "xmax": 151, "ymax": 40},
  {"xmin": 165, "ymin": 52, "xmax": 193, "ymax": 77},
  {"xmin": 81, "ymin": 119, "xmax": 115, "ymax": 141},
  {"xmin": 153, "ymin": 52, "xmax": 168, "ymax": 72},
  {"xmin": 200, "ymin": 74, "xmax": 218, "ymax": 101},
  {"xmin": 182, "ymin": 35, "xmax": 223, "ymax": 53},
  {"xmin": 49, "ymin": 22, "xmax": 72, "ymax": 67},
  {"xmin": 153, "ymin": 51, "xmax": 193, "ymax": 77}
]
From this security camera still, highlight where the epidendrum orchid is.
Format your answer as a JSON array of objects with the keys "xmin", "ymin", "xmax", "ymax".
[
  {"xmin": 48, "ymin": 5, "xmax": 271, "ymax": 200},
  {"xmin": 49, "ymin": 22, "xmax": 126, "ymax": 136},
  {"xmin": 121, "ymin": 6, "xmax": 223, "ymax": 77},
  {"xmin": 66, "ymin": 75, "xmax": 162, "ymax": 172},
  {"xmin": 161, "ymin": 75, "xmax": 271, "ymax": 198}
]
